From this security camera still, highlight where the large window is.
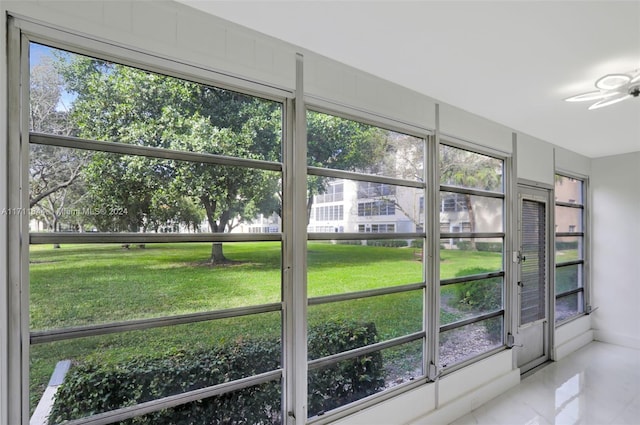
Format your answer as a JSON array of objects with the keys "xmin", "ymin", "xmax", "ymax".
[
  {"xmin": 554, "ymin": 174, "xmax": 587, "ymax": 323},
  {"xmin": 307, "ymin": 109, "xmax": 426, "ymax": 417},
  {"xmin": 438, "ymin": 144, "xmax": 505, "ymax": 368},
  {"xmin": 28, "ymin": 43, "xmax": 285, "ymax": 423},
  {"xmin": 12, "ymin": 29, "xmax": 518, "ymax": 425}
]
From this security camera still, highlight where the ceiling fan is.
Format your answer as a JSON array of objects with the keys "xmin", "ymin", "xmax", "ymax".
[{"xmin": 565, "ymin": 70, "xmax": 640, "ymax": 110}]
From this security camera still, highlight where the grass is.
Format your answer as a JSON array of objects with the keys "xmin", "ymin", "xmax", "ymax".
[{"xmin": 29, "ymin": 241, "xmax": 502, "ymax": 411}]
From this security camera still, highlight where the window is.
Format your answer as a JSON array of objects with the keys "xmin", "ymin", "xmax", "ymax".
[
  {"xmin": 314, "ymin": 205, "xmax": 344, "ymax": 221},
  {"xmin": 357, "ymin": 200, "xmax": 396, "ymax": 216},
  {"xmin": 555, "ymin": 174, "xmax": 587, "ymax": 323},
  {"xmin": 439, "ymin": 144, "xmax": 505, "ymax": 368},
  {"xmin": 307, "ymin": 110, "xmax": 426, "ymax": 417},
  {"xmin": 27, "ymin": 43, "xmax": 285, "ymax": 423},
  {"xmin": 314, "ymin": 182, "xmax": 344, "ymax": 203}
]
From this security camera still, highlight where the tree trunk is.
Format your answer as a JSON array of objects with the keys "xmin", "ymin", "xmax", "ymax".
[
  {"xmin": 464, "ymin": 194, "xmax": 477, "ymax": 250},
  {"xmin": 201, "ymin": 196, "xmax": 228, "ymax": 264},
  {"xmin": 210, "ymin": 242, "xmax": 226, "ymax": 264}
]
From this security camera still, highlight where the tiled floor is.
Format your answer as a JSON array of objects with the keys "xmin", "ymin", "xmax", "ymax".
[{"xmin": 449, "ymin": 342, "xmax": 640, "ymax": 425}]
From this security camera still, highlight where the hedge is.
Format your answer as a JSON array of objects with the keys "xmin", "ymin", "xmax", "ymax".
[{"xmin": 48, "ymin": 320, "xmax": 384, "ymax": 424}]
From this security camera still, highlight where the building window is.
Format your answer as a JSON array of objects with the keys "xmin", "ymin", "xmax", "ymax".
[
  {"xmin": 438, "ymin": 144, "xmax": 505, "ymax": 368},
  {"xmin": 315, "ymin": 205, "xmax": 344, "ymax": 221},
  {"xmin": 555, "ymin": 174, "xmax": 587, "ymax": 323},
  {"xmin": 357, "ymin": 200, "xmax": 396, "ymax": 216}
]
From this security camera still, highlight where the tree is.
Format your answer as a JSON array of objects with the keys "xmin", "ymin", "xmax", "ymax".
[
  {"xmin": 29, "ymin": 56, "xmax": 87, "ymax": 210},
  {"xmin": 439, "ymin": 145, "xmax": 502, "ymax": 246},
  {"xmin": 59, "ymin": 55, "xmax": 282, "ymax": 263},
  {"xmin": 306, "ymin": 111, "xmax": 388, "ymax": 220}
]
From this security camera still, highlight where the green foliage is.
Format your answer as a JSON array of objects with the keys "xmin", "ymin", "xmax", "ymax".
[
  {"xmin": 307, "ymin": 321, "xmax": 385, "ymax": 416},
  {"xmin": 48, "ymin": 321, "xmax": 383, "ymax": 424},
  {"xmin": 451, "ymin": 267, "xmax": 503, "ymax": 342},
  {"xmin": 475, "ymin": 242, "xmax": 502, "ymax": 252},
  {"xmin": 452, "ymin": 267, "xmax": 502, "ymax": 311}
]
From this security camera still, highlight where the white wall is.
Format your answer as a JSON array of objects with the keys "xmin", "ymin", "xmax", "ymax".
[{"xmin": 591, "ymin": 152, "xmax": 640, "ymax": 349}]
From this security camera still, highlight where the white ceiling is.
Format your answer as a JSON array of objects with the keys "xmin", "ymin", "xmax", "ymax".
[{"xmin": 179, "ymin": 1, "xmax": 640, "ymax": 158}]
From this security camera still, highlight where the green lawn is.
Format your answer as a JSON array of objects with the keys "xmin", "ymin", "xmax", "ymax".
[{"xmin": 29, "ymin": 241, "xmax": 502, "ymax": 410}]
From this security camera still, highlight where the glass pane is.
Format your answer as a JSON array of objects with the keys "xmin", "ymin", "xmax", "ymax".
[
  {"xmin": 30, "ymin": 43, "xmax": 282, "ymax": 161},
  {"xmin": 520, "ymin": 199, "xmax": 546, "ymax": 325},
  {"xmin": 30, "ymin": 242, "xmax": 282, "ymax": 330},
  {"xmin": 98, "ymin": 380, "xmax": 282, "ymax": 425},
  {"xmin": 555, "ymin": 175, "xmax": 583, "ymax": 204},
  {"xmin": 555, "ymin": 205, "xmax": 583, "ymax": 233},
  {"xmin": 440, "ymin": 192, "xmax": 503, "ymax": 233},
  {"xmin": 29, "ymin": 146, "xmax": 282, "ymax": 234},
  {"xmin": 308, "ymin": 341, "xmax": 422, "ymax": 418},
  {"xmin": 441, "ymin": 278, "xmax": 503, "ymax": 326},
  {"xmin": 556, "ymin": 236, "xmax": 583, "ymax": 263},
  {"xmin": 440, "ymin": 145, "xmax": 503, "ymax": 192},
  {"xmin": 307, "ymin": 110, "xmax": 424, "ymax": 181},
  {"xmin": 307, "ymin": 241, "xmax": 423, "ymax": 297},
  {"xmin": 440, "ymin": 238, "xmax": 503, "ymax": 280},
  {"xmin": 556, "ymin": 264, "xmax": 583, "ymax": 294},
  {"xmin": 30, "ymin": 312, "xmax": 281, "ymax": 415},
  {"xmin": 556, "ymin": 292, "xmax": 584, "ymax": 323},
  {"xmin": 439, "ymin": 316, "xmax": 503, "ymax": 368},
  {"xmin": 308, "ymin": 177, "xmax": 425, "ymax": 233},
  {"xmin": 308, "ymin": 291, "xmax": 423, "ymax": 360}
]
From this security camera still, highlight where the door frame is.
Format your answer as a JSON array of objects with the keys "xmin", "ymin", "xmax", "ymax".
[{"xmin": 514, "ymin": 181, "xmax": 554, "ymax": 374}]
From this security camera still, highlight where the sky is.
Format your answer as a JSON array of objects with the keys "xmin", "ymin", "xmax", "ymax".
[{"xmin": 30, "ymin": 42, "xmax": 77, "ymax": 110}]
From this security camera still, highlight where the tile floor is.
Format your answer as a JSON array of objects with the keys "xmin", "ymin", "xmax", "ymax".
[{"xmin": 449, "ymin": 342, "xmax": 640, "ymax": 425}]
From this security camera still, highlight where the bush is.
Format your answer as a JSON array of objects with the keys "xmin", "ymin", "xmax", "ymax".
[
  {"xmin": 452, "ymin": 267, "xmax": 503, "ymax": 343},
  {"xmin": 307, "ymin": 321, "xmax": 384, "ymax": 416},
  {"xmin": 475, "ymin": 242, "xmax": 502, "ymax": 253},
  {"xmin": 48, "ymin": 321, "xmax": 384, "ymax": 424}
]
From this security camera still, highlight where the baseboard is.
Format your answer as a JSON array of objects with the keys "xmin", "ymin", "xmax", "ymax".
[
  {"xmin": 555, "ymin": 329, "xmax": 594, "ymax": 360},
  {"xmin": 593, "ymin": 330, "xmax": 640, "ymax": 350},
  {"xmin": 408, "ymin": 369, "xmax": 520, "ymax": 425}
]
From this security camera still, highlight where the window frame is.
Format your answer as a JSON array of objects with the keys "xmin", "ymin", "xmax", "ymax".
[
  {"xmin": 437, "ymin": 138, "xmax": 510, "ymax": 373},
  {"xmin": 554, "ymin": 172, "xmax": 589, "ymax": 325},
  {"xmin": 12, "ymin": 22, "xmax": 293, "ymax": 425}
]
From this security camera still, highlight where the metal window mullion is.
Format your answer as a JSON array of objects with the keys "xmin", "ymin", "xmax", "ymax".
[
  {"xmin": 30, "ymin": 232, "xmax": 282, "ymax": 245},
  {"xmin": 308, "ymin": 282, "xmax": 426, "ymax": 306},
  {"xmin": 427, "ymin": 113, "xmax": 441, "ymax": 379},
  {"xmin": 439, "ymin": 232, "xmax": 504, "ymax": 239},
  {"xmin": 60, "ymin": 369, "xmax": 283, "ymax": 425},
  {"xmin": 439, "ymin": 310, "xmax": 504, "ymax": 333},
  {"xmin": 555, "ymin": 288, "xmax": 584, "ymax": 299},
  {"xmin": 30, "ymin": 133, "xmax": 283, "ymax": 172},
  {"xmin": 30, "ymin": 302, "xmax": 283, "ymax": 344},
  {"xmin": 307, "ymin": 166, "xmax": 425, "ymax": 189},
  {"xmin": 308, "ymin": 232, "xmax": 423, "ymax": 241},
  {"xmin": 283, "ymin": 54, "xmax": 308, "ymax": 424},
  {"xmin": 439, "ymin": 184, "xmax": 505, "ymax": 199},
  {"xmin": 7, "ymin": 18, "xmax": 30, "ymax": 425},
  {"xmin": 555, "ymin": 259, "xmax": 584, "ymax": 268},
  {"xmin": 440, "ymin": 271, "xmax": 504, "ymax": 286},
  {"xmin": 555, "ymin": 232, "xmax": 585, "ymax": 238},
  {"xmin": 555, "ymin": 201, "xmax": 584, "ymax": 209},
  {"xmin": 308, "ymin": 331, "xmax": 424, "ymax": 371}
]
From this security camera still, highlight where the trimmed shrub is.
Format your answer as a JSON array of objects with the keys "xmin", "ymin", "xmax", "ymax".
[
  {"xmin": 307, "ymin": 321, "xmax": 384, "ymax": 417},
  {"xmin": 48, "ymin": 321, "xmax": 384, "ymax": 424}
]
